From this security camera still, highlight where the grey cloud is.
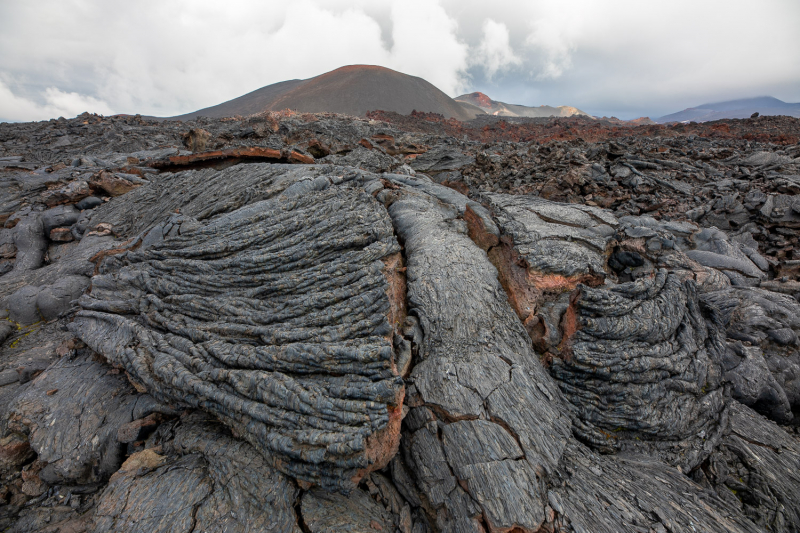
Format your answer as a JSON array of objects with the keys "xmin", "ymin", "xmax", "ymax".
[
  {"xmin": 1, "ymin": 0, "xmax": 798, "ymax": 121},
  {"xmin": 446, "ymin": 0, "xmax": 800, "ymax": 117}
]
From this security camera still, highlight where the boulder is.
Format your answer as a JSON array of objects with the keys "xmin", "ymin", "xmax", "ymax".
[
  {"xmin": 90, "ymin": 171, "xmax": 141, "ymax": 197},
  {"xmin": 41, "ymin": 205, "xmax": 80, "ymax": 235},
  {"xmin": 4, "ymin": 285, "xmax": 42, "ymax": 325},
  {"xmin": 40, "ymin": 180, "xmax": 91, "ymax": 207},
  {"xmin": 75, "ymin": 196, "xmax": 103, "ymax": 210},
  {"xmin": 35, "ymin": 274, "xmax": 89, "ymax": 321}
]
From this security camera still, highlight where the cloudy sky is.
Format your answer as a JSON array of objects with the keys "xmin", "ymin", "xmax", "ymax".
[{"xmin": 1, "ymin": 0, "xmax": 798, "ymax": 122}]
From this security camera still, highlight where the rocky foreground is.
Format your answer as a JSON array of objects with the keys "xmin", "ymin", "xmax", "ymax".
[{"xmin": 1, "ymin": 110, "xmax": 800, "ymax": 532}]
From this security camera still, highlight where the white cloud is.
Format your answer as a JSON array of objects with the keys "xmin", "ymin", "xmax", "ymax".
[
  {"xmin": 0, "ymin": 0, "xmax": 798, "ymax": 120},
  {"xmin": 42, "ymin": 87, "xmax": 114, "ymax": 117},
  {"xmin": 387, "ymin": 0, "xmax": 469, "ymax": 95},
  {"xmin": 525, "ymin": 28, "xmax": 574, "ymax": 81},
  {"xmin": 0, "ymin": 79, "xmax": 113, "ymax": 122},
  {"xmin": 473, "ymin": 19, "xmax": 521, "ymax": 79},
  {"xmin": 0, "ymin": 0, "xmax": 472, "ymax": 119},
  {"xmin": 522, "ymin": 1, "xmax": 582, "ymax": 80},
  {"xmin": 85, "ymin": 0, "xmax": 393, "ymax": 115}
]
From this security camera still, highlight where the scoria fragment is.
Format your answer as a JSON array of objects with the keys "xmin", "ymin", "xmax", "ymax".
[{"xmin": 70, "ymin": 184, "xmax": 405, "ymax": 492}]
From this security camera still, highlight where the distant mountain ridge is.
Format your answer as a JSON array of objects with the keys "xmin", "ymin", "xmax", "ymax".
[
  {"xmin": 167, "ymin": 65, "xmax": 485, "ymax": 121},
  {"xmin": 655, "ymin": 96, "xmax": 800, "ymax": 123},
  {"xmin": 455, "ymin": 92, "xmax": 589, "ymax": 118}
]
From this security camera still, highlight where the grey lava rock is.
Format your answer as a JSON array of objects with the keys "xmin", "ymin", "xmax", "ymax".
[
  {"xmin": 2, "ymin": 108, "xmax": 800, "ymax": 533},
  {"xmin": 12, "ymin": 214, "xmax": 46, "ymax": 272},
  {"xmin": 4, "ymin": 352, "xmax": 167, "ymax": 484},
  {"xmin": 91, "ymin": 413, "xmax": 300, "ymax": 533},
  {"xmin": 41, "ymin": 204, "xmax": 80, "ymax": 235},
  {"xmin": 70, "ymin": 177, "xmax": 405, "ymax": 492},
  {"xmin": 75, "ymin": 196, "xmax": 103, "ymax": 210},
  {"xmin": 408, "ymin": 145, "xmax": 474, "ymax": 173},
  {"xmin": 301, "ymin": 486, "xmax": 393, "ymax": 533},
  {"xmin": 383, "ymin": 179, "xmax": 571, "ymax": 532},
  {"xmin": 35, "ymin": 274, "xmax": 89, "ymax": 321},
  {"xmin": 4, "ymin": 284, "xmax": 42, "ymax": 325},
  {"xmin": 703, "ymin": 286, "xmax": 800, "ymax": 421},
  {"xmin": 550, "ymin": 271, "xmax": 729, "ymax": 470},
  {"xmin": 486, "ymin": 193, "xmax": 617, "ymax": 278},
  {"xmin": 723, "ymin": 342, "xmax": 792, "ymax": 422},
  {"xmin": 703, "ymin": 402, "xmax": 800, "ymax": 530}
]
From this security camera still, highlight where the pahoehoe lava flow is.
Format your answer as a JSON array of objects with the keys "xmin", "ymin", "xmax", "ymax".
[{"xmin": 1, "ymin": 106, "xmax": 800, "ymax": 533}]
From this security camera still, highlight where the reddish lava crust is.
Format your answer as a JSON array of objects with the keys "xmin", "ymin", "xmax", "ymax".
[
  {"xmin": 366, "ymin": 110, "xmax": 800, "ymax": 145},
  {"xmin": 149, "ymin": 146, "xmax": 314, "ymax": 171},
  {"xmin": 462, "ymin": 208, "xmax": 601, "ymax": 362}
]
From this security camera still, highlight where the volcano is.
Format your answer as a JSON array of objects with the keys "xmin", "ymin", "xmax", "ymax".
[{"xmin": 169, "ymin": 65, "xmax": 484, "ymax": 121}]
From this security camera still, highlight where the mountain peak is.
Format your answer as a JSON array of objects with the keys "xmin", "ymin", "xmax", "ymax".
[
  {"xmin": 169, "ymin": 65, "xmax": 481, "ymax": 121},
  {"xmin": 656, "ymin": 96, "xmax": 800, "ymax": 123},
  {"xmin": 462, "ymin": 92, "xmax": 493, "ymax": 108},
  {"xmin": 455, "ymin": 92, "xmax": 588, "ymax": 118}
]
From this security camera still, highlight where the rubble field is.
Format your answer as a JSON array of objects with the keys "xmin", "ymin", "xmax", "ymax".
[{"xmin": 1, "ymin": 110, "xmax": 799, "ymax": 532}]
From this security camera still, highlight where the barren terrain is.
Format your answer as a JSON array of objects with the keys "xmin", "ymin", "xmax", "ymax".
[{"xmin": 1, "ymin": 109, "xmax": 799, "ymax": 532}]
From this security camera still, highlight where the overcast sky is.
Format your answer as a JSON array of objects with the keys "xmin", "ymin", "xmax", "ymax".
[{"xmin": 1, "ymin": 0, "xmax": 799, "ymax": 122}]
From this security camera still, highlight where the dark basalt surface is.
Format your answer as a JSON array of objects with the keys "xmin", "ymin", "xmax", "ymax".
[
  {"xmin": 91, "ymin": 412, "xmax": 301, "ymax": 533},
  {"xmin": 381, "ymin": 177, "xmax": 571, "ymax": 532},
  {"xmin": 70, "ymin": 178, "xmax": 405, "ymax": 492},
  {"xmin": 1, "ymin": 110, "xmax": 800, "ymax": 532},
  {"xmin": 552, "ymin": 271, "xmax": 729, "ymax": 470}
]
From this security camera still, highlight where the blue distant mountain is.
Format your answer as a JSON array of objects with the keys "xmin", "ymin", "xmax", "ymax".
[{"xmin": 655, "ymin": 96, "xmax": 800, "ymax": 123}]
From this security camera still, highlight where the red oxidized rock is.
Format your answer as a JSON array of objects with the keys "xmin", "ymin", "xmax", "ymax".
[
  {"xmin": 90, "ymin": 171, "xmax": 141, "ymax": 197},
  {"xmin": 49, "ymin": 227, "xmax": 74, "ymax": 242},
  {"xmin": 40, "ymin": 180, "xmax": 91, "ymax": 207}
]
